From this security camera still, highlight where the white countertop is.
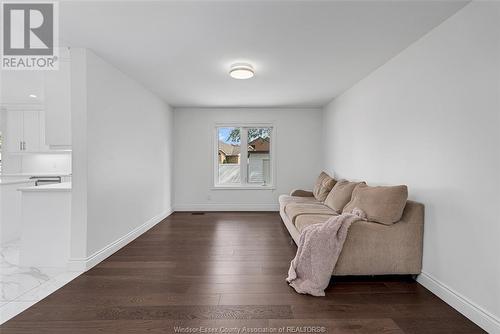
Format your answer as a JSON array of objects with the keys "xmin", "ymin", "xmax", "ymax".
[
  {"xmin": 0, "ymin": 178, "xmax": 34, "ymax": 186},
  {"xmin": 0, "ymin": 173, "xmax": 72, "ymax": 177},
  {"xmin": 18, "ymin": 182, "xmax": 72, "ymax": 192}
]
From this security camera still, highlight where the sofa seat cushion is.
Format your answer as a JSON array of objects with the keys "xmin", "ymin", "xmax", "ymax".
[
  {"xmin": 284, "ymin": 202, "xmax": 336, "ymax": 223},
  {"xmin": 279, "ymin": 194, "xmax": 319, "ymax": 205},
  {"xmin": 343, "ymin": 184, "xmax": 408, "ymax": 225},
  {"xmin": 294, "ymin": 214, "xmax": 333, "ymax": 233},
  {"xmin": 278, "ymin": 195, "xmax": 320, "ymax": 214}
]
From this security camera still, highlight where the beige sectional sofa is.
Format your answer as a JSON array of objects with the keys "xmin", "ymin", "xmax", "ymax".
[{"xmin": 279, "ymin": 173, "xmax": 424, "ymax": 276}]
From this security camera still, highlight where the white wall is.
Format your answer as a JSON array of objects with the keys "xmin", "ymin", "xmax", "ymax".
[
  {"xmin": 174, "ymin": 108, "xmax": 323, "ymax": 211},
  {"xmin": 70, "ymin": 48, "xmax": 88, "ymax": 261},
  {"xmin": 71, "ymin": 49, "xmax": 174, "ymax": 259},
  {"xmin": 322, "ymin": 2, "xmax": 500, "ymax": 332}
]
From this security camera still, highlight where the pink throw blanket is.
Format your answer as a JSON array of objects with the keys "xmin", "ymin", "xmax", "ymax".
[{"xmin": 286, "ymin": 208, "xmax": 367, "ymax": 296}]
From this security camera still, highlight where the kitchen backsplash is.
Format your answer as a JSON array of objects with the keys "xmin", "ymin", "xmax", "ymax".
[{"xmin": 21, "ymin": 153, "xmax": 72, "ymax": 174}]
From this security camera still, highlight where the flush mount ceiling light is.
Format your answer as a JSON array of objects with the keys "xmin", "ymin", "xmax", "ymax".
[
  {"xmin": 29, "ymin": 94, "xmax": 37, "ymax": 98},
  {"xmin": 229, "ymin": 63, "xmax": 254, "ymax": 79}
]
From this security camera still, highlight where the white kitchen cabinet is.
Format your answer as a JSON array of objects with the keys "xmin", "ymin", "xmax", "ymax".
[
  {"xmin": 5, "ymin": 110, "xmax": 23, "ymax": 152},
  {"xmin": 0, "ymin": 179, "xmax": 35, "ymax": 245},
  {"xmin": 43, "ymin": 58, "xmax": 71, "ymax": 148},
  {"xmin": 4, "ymin": 109, "xmax": 46, "ymax": 153},
  {"xmin": 19, "ymin": 183, "xmax": 71, "ymax": 267},
  {"xmin": 22, "ymin": 110, "xmax": 42, "ymax": 152}
]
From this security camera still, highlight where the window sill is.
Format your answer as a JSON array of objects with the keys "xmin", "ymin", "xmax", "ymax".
[{"xmin": 211, "ymin": 185, "xmax": 276, "ymax": 190}]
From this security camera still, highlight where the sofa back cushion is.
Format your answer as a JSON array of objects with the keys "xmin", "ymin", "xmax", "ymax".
[
  {"xmin": 312, "ymin": 172, "xmax": 336, "ymax": 202},
  {"xmin": 343, "ymin": 184, "xmax": 408, "ymax": 225},
  {"xmin": 324, "ymin": 180, "xmax": 365, "ymax": 213}
]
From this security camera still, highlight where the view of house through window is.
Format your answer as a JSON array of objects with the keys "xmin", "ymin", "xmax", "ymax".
[
  {"xmin": 217, "ymin": 127, "xmax": 241, "ymax": 184},
  {"xmin": 216, "ymin": 126, "xmax": 273, "ymax": 186}
]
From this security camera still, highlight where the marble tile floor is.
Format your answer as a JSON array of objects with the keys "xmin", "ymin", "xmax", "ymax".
[{"xmin": 0, "ymin": 239, "xmax": 82, "ymax": 324}]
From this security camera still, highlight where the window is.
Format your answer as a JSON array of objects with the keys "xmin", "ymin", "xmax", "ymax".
[{"xmin": 215, "ymin": 125, "xmax": 274, "ymax": 188}]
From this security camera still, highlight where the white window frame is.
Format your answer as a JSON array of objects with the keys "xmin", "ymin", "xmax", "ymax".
[{"xmin": 212, "ymin": 123, "xmax": 276, "ymax": 190}]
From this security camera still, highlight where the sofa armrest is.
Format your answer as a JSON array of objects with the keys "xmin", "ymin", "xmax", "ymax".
[{"xmin": 290, "ymin": 189, "xmax": 314, "ymax": 197}]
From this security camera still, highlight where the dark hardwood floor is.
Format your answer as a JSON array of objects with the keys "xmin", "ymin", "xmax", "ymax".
[{"xmin": 1, "ymin": 212, "xmax": 484, "ymax": 333}]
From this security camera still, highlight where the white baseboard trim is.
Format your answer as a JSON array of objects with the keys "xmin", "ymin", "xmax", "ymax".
[
  {"xmin": 174, "ymin": 203, "xmax": 279, "ymax": 211},
  {"xmin": 417, "ymin": 271, "xmax": 500, "ymax": 334},
  {"xmin": 68, "ymin": 209, "xmax": 172, "ymax": 272}
]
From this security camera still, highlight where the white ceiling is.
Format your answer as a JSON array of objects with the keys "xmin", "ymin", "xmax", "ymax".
[{"xmin": 60, "ymin": 1, "xmax": 467, "ymax": 107}]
